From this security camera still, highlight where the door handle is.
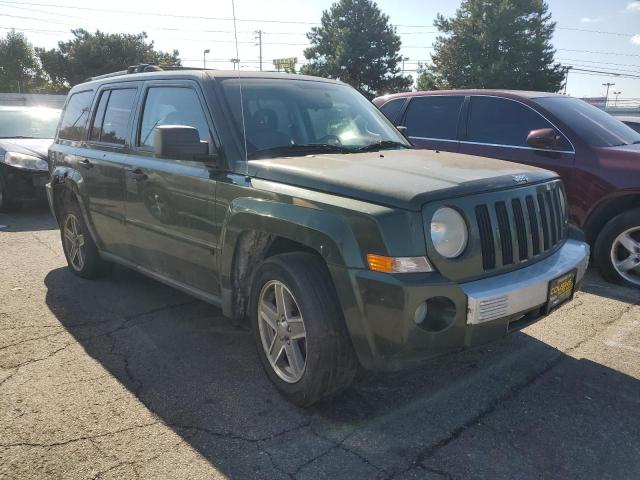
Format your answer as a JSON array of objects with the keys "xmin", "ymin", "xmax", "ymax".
[
  {"xmin": 79, "ymin": 158, "xmax": 93, "ymax": 169},
  {"xmin": 127, "ymin": 168, "xmax": 148, "ymax": 182}
]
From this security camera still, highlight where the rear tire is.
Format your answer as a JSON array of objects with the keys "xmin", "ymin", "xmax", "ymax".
[
  {"xmin": 250, "ymin": 252, "xmax": 358, "ymax": 406},
  {"xmin": 60, "ymin": 200, "xmax": 111, "ymax": 279},
  {"xmin": 594, "ymin": 208, "xmax": 640, "ymax": 287}
]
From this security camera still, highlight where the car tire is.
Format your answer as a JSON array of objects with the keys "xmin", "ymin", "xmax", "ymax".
[
  {"xmin": 60, "ymin": 200, "xmax": 111, "ymax": 279},
  {"xmin": 594, "ymin": 208, "xmax": 640, "ymax": 287},
  {"xmin": 250, "ymin": 252, "xmax": 358, "ymax": 406}
]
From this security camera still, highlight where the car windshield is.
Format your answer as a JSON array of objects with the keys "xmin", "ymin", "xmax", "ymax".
[
  {"xmin": 534, "ymin": 96, "xmax": 640, "ymax": 148},
  {"xmin": 0, "ymin": 108, "xmax": 61, "ymax": 139},
  {"xmin": 220, "ymin": 78, "xmax": 409, "ymax": 159}
]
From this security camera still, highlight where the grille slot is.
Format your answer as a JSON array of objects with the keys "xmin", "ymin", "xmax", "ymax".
[
  {"xmin": 495, "ymin": 202, "xmax": 513, "ymax": 265},
  {"xmin": 537, "ymin": 193, "xmax": 550, "ymax": 250},
  {"xmin": 475, "ymin": 205, "xmax": 495, "ymax": 270},
  {"xmin": 525, "ymin": 196, "xmax": 541, "ymax": 256},
  {"xmin": 475, "ymin": 182, "xmax": 565, "ymax": 271},
  {"xmin": 511, "ymin": 198, "xmax": 528, "ymax": 261}
]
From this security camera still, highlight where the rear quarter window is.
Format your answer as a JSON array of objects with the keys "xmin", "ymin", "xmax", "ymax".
[{"xmin": 58, "ymin": 90, "xmax": 94, "ymax": 141}]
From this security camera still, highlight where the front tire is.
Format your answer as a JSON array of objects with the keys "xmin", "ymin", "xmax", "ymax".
[
  {"xmin": 60, "ymin": 200, "xmax": 110, "ymax": 279},
  {"xmin": 594, "ymin": 208, "xmax": 640, "ymax": 287},
  {"xmin": 250, "ymin": 253, "xmax": 358, "ymax": 406}
]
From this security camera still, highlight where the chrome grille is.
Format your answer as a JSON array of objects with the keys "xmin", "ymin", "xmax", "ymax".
[{"xmin": 476, "ymin": 182, "xmax": 567, "ymax": 271}]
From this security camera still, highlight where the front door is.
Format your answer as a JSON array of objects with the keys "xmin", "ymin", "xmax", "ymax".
[
  {"xmin": 458, "ymin": 96, "xmax": 575, "ymax": 184},
  {"xmin": 399, "ymin": 95, "xmax": 465, "ymax": 153},
  {"xmin": 124, "ymin": 81, "xmax": 220, "ymax": 296}
]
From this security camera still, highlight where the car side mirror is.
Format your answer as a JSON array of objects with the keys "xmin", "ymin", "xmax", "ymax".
[
  {"xmin": 154, "ymin": 125, "xmax": 210, "ymax": 161},
  {"xmin": 396, "ymin": 125, "xmax": 409, "ymax": 139},
  {"xmin": 526, "ymin": 128, "xmax": 560, "ymax": 149}
]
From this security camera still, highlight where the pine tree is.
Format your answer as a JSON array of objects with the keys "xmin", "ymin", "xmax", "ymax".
[
  {"xmin": 421, "ymin": 0, "xmax": 565, "ymax": 92},
  {"xmin": 301, "ymin": 0, "xmax": 411, "ymax": 98}
]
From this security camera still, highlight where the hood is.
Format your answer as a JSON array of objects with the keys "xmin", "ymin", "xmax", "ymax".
[
  {"xmin": 0, "ymin": 138, "xmax": 53, "ymax": 160},
  {"xmin": 248, "ymin": 149, "xmax": 556, "ymax": 211}
]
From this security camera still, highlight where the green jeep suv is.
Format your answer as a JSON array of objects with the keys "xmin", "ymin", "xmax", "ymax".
[{"xmin": 47, "ymin": 65, "xmax": 589, "ymax": 405}]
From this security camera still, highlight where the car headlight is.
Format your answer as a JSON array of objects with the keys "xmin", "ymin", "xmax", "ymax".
[
  {"xmin": 1, "ymin": 151, "xmax": 49, "ymax": 171},
  {"xmin": 431, "ymin": 207, "xmax": 468, "ymax": 258}
]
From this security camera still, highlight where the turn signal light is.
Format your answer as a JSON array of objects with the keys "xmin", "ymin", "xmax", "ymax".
[{"xmin": 367, "ymin": 254, "xmax": 434, "ymax": 273}]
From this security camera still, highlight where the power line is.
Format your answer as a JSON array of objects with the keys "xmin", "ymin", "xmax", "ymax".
[{"xmin": 4, "ymin": 0, "xmax": 636, "ymax": 37}]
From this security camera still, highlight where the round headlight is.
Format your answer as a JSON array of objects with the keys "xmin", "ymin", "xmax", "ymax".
[{"xmin": 431, "ymin": 207, "xmax": 468, "ymax": 258}]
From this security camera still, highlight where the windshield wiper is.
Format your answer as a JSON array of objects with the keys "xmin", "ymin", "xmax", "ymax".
[
  {"xmin": 355, "ymin": 140, "xmax": 410, "ymax": 152},
  {"xmin": 249, "ymin": 143, "xmax": 353, "ymax": 159}
]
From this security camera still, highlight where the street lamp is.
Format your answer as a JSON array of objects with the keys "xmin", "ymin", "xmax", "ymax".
[
  {"xmin": 613, "ymin": 91, "xmax": 622, "ymax": 107},
  {"xmin": 203, "ymin": 49, "xmax": 210, "ymax": 69},
  {"xmin": 230, "ymin": 58, "xmax": 240, "ymax": 70},
  {"xmin": 602, "ymin": 82, "xmax": 615, "ymax": 107}
]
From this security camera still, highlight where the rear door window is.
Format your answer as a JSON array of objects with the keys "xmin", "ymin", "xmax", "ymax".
[
  {"xmin": 90, "ymin": 88, "xmax": 137, "ymax": 145},
  {"xmin": 404, "ymin": 96, "xmax": 464, "ymax": 140},
  {"xmin": 58, "ymin": 90, "xmax": 94, "ymax": 141},
  {"xmin": 467, "ymin": 96, "xmax": 571, "ymax": 151}
]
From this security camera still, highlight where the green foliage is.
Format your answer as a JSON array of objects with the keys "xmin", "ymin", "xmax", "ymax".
[
  {"xmin": 36, "ymin": 29, "xmax": 180, "ymax": 88},
  {"xmin": 300, "ymin": 0, "xmax": 412, "ymax": 98},
  {"xmin": 0, "ymin": 31, "xmax": 48, "ymax": 93},
  {"xmin": 426, "ymin": 0, "xmax": 565, "ymax": 92},
  {"xmin": 415, "ymin": 63, "xmax": 439, "ymax": 91}
]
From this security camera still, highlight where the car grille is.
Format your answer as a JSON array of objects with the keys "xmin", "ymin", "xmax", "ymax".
[{"xmin": 474, "ymin": 182, "xmax": 566, "ymax": 271}]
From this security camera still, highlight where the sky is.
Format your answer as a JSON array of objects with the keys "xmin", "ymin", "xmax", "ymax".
[{"xmin": 2, "ymin": 0, "xmax": 639, "ymax": 99}]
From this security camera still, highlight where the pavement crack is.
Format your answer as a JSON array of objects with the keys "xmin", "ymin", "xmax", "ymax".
[{"xmin": 0, "ymin": 421, "xmax": 159, "ymax": 449}]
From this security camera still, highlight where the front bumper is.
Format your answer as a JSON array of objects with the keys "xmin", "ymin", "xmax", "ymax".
[
  {"xmin": 332, "ymin": 239, "xmax": 590, "ymax": 371},
  {"xmin": 0, "ymin": 163, "xmax": 49, "ymax": 203}
]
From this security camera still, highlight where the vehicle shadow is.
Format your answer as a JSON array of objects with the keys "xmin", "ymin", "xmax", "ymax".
[
  {"xmin": 0, "ymin": 203, "xmax": 56, "ymax": 232},
  {"xmin": 43, "ymin": 266, "xmax": 640, "ymax": 479},
  {"xmin": 579, "ymin": 268, "xmax": 639, "ymax": 304}
]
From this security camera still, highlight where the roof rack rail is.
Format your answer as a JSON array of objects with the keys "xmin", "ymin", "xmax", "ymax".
[{"xmin": 86, "ymin": 64, "xmax": 164, "ymax": 82}]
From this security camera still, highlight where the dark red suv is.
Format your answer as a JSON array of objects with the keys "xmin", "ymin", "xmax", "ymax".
[{"xmin": 373, "ymin": 90, "xmax": 640, "ymax": 287}]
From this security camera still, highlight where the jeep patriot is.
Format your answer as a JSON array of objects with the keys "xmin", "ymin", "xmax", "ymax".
[{"xmin": 47, "ymin": 66, "xmax": 590, "ymax": 405}]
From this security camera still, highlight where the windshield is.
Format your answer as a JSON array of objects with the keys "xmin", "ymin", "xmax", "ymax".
[
  {"xmin": 221, "ymin": 78, "xmax": 409, "ymax": 159},
  {"xmin": 534, "ymin": 97, "xmax": 640, "ymax": 148},
  {"xmin": 0, "ymin": 108, "xmax": 61, "ymax": 139}
]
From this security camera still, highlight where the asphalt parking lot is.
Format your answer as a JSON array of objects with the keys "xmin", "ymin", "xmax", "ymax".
[{"xmin": 1, "ymin": 205, "xmax": 639, "ymax": 480}]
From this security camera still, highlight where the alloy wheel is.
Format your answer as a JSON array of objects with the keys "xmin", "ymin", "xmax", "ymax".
[
  {"xmin": 258, "ymin": 280, "xmax": 307, "ymax": 383},
  {"xmin": 63, "ymin": 213, "xmax": 86, "ymax": 272},
  {"xmin": 610, "ymin": 226, "xmax": 640, "ymax": 286}
]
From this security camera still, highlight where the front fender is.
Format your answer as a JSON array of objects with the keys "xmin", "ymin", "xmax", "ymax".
[{"xmin": 220, "ymin": 197, "xmax": 366, "ymax": 279}]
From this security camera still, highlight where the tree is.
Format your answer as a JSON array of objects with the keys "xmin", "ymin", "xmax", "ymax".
[
  {"xmin": 0, "ymin": 31, "xmax": 47, "ymax": 93},
  {"xmin": 415, "ymin": 63, "xmax": 439, "ymax": 91},
  {"xmin": 300, "ymin": 0, "xmax": 411, "ymax": 98},
  {"xmin": 37, "ymin": 29, "xmax": 180, "ymax": 88},
  {"xmin": 425, "ymin": 0, "xmax": 565, "ymax": 92}
]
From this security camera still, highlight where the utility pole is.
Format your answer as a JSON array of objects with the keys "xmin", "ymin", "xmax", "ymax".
[
  {"xmin": 613, "ymin": 91, "xmax": 621, "ymax": 107},
  {"xmin": 230, "ymin": 58, "xmax": 240, "ymax": 70},
  {"xmin": 203, "ymin": 49, "xmax": 210, "ymax": 69},
  {"xmin": 402, "ymin": 56, "xmax": 409, "ymax": 76},
  {"xmin": 602, "ymin": 82, "xmax": 615, "ymax": 107},
  {"xmin": 563, "ymin": 66, "xmax": 572, "ymax": 95},
  {"xmin": 255, "ymin": 30, "xmax": 263, "ymax": 71}
]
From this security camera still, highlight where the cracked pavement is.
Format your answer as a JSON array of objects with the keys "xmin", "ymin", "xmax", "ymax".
[{"xmin": 1, "ymin": 206, "xmax": 639, "ymax": 480}]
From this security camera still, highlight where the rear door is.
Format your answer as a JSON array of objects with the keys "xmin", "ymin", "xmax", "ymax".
[
  {"xmin": 124, "ymin": 80, "xmax": 220, "ymax": 296},
  {"xmin": 459, "ymin": 95, "xmax": 575, "ymax": 182},
  {"xmin": 82, "ymin": 84, "xmax": 140, "ymax": 258},
  {"xmin": 399, "ymin": 95, "xmax": 464, "ymax": 152}
]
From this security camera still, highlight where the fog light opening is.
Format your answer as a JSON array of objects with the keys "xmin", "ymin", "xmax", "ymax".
[{"xmin": 415, "ymin": 296, "xmax": 457, "ymax": 332}]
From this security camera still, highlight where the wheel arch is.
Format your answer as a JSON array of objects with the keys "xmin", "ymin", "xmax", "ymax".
[
  {"xmin": 583, "ymin": 192, "xmax": 640, "ymax": 245},
  {"xmin": 219, "ymin": 198, "xmax": 365, "ymax": 321}
]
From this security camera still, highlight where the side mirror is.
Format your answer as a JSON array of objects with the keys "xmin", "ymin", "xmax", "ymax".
[
  {"xmin": 396, "ymin": 125, "xmax": 409, "ymax": 139},
  {"xmin": 526, "ymin": 128, "xmax": 560, "ymax": 149},
  {"xmin": 154, "ymin": 125, "xmax": 210, "ymax": 161}
]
